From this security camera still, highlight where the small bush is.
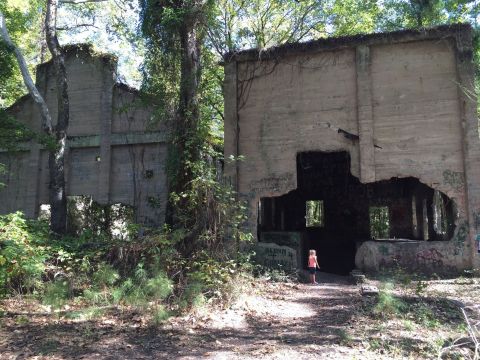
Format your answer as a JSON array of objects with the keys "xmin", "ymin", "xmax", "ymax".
[
  {"xmin": 403, "ymin": 319, "xmax": 415, "ymax": 331},
  {"xmin": 145, "ymin": 272, "xmax": 173, "ymax": 299},
  {"xmin": 411, "ymin": 303, "xmax": 440, "ymax": 328},
  {"xmin": 83, "ymin": 288, "xmax": 110, "ymax": 305},
  {"xmin": 179, "ymin": 280, "xmax": 206, "ymax": 311},
  {"xmin": 43, "ymin": 280, "xmax": 71, "ymax": 310},
  {"xmin": 82, "ymin": 262, "xmax": 174, "ymax": 308},
  {"xmin": 93, "ymin": 263, "xmax": 120, "ymax": 288},
  {"xmin": 414, "ymin": 280, "xmax": 428, "ymax": 296},
  {"xmin": 373, "ymin": 283, "xmax": 408, "ymax": 317},
  {"xmin": 151, "ymin": 304, "xmax": 170, "ymax": 324},
  {"xmin": 338, "ymin": 329, "xmax": 354, "ymax": 346},
  {"xmin": 0, "ymin": 212, "xmax": 49, "ymax": 296}
]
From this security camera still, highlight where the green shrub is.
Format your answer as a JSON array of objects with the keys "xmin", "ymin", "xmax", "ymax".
[
  {"xmin": 82, "ymin": 262, "xmax": 173, "ymax": 308},
  {"xmin": 145, "ymin": 272, "xmax": 173, "ymax": 299},
  {"xmin": 122, "ymin": 265, "xmax": 173, "ymax": 306},
  {"xmin": 151, "ymin": 304, "xmax": 170, "ymax": 324},
  {"xmin": 189, "ymin": 253, "xmax": 237, "ymax": 296},
  {"xmin": 172, "ymin": 250, "xmax": 255, "ymax": 311},
  {"xmin": 411, "ymin": 303, "xmax": 440, "ymax": 328},
  {"xmin": 179, "ymin": 280, "xmax": 206, "ymax": 310},
  {"xmin": 93, "ymin": 263, "xmax": 120, "ymax": 288},
  {"xmin": 83, "ymin": 288, "xmax": 110, "ymax": 305},
  {"xmin": 373, "ymin": 283, "xmax": 408, "ymax": 317},
  {"xmin": 43, "ymin": 280, "xmax": 71, "ymax": 310},
  {"xmin": 0, "ymin": 212, "xmax": 49, "ymax": 296}
]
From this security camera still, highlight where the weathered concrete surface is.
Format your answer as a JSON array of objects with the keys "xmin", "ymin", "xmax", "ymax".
[
  {"xmin": 356, "ymin": 240, "xmax": 466, "ymax": 275},
  {"xmin": 259, "ymin": 232, "xmax": 305, "ymax": 269},
  {"xmin": 0, "ymin": 45, "xmax": 168, "ymax": 226},
  {"xmin": 255, "ymin": 242, "xmax": 298, "ymax": 270},
  {"xmin": 224, "ymin": 25, "xmax": 480, "ymax": 273}
]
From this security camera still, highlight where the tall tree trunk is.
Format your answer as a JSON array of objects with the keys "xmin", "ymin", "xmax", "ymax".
[
  {"xmin": 167, "ymin": 18, "xmax": 202, "ymax": 227},
  {"xmin": 175, "ymin": 20, "xmax": 204, "ymax": 251},
  {"xmin": 178, "ymin": 21, "xmax": 201, "ymax": 186},
  {"xmin": 40, "ymin": 7, "xmax": 48, "ymax": 64},
  {"xmin": 45, "ymin": 0, "xmax": 69, "ymax": 235}
]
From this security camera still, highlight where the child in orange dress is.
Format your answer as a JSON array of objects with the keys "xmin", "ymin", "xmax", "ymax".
[{"xmin": 308, "ymin": 249, "xmax": 320, "ymax": 284}]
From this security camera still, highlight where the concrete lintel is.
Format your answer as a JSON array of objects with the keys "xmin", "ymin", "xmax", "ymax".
[
  {"xmin": 0, "ymin": 132, "xmax": 166, "ymax": 153},
  {"xmin": 356, "ymin": 45, "xmax": 376, "ymax": 183}
]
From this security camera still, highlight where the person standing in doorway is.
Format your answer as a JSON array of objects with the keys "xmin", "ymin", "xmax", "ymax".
[{"xmin": 308, "ymin": 249, "xmax": 320, "ymax": 284}]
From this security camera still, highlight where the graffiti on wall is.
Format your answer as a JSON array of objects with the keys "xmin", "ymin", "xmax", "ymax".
[
  {"xmin": 379, "ymin": 244, "xmax": 390, "ymax": 256},
  {"xmin": 250, "ymin": 173, "xmax": 294, "ymax": 194},
  {"xmin": 443, "ymin": 170, "xmax": 465, "ymax": 191},
  {"xmin": 474, "ymin": 211, "xmax": 480, "ymax": 230},
  {"xmin": 416, "ymin": 248, "xmax": 444, "ymax": 267},
  {"xmin": 379, "ymin": 255, "xmax": 402, "ymax": 269},
  {"xmin": 255, "ymin": 242, "xmax": 297, "ymax": 270},
  {"xmin": 453, "ymin": 221, "xmax": 469, "ymax": 256}
]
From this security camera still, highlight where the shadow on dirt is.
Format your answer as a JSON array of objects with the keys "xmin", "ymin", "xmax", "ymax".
[{"xmin": 1, "ymin": 275, "xmax": 466, "ymax": 359}]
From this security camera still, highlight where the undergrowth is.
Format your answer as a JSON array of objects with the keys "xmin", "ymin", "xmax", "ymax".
[
  {"xmin": 362, "ymin": 270, "xmax": 469, "ymax": 359},
  {"xmin": 0, "ymin": 207, "xmax": 254, "ymax": 322}
]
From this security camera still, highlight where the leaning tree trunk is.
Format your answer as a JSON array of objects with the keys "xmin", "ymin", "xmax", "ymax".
[
  {"xmin": 0, "ymin": 12, "xmax": 53, "ymax": 134},
  {"xmin": 45, "ymin": 0, "xmax": 69, "ymax": 235}
]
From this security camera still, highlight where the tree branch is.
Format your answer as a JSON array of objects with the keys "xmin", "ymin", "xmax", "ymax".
[
  {"xmin": 60, "ymin": 0, "xmax": 108, "ymax": 4},
  {"xmin": 57, "ymin": 23, "xmax": 100, "ymax": 31},
  {"xmin": 0, "ymin": 11, "xmax": 53, "ymax": 135}
]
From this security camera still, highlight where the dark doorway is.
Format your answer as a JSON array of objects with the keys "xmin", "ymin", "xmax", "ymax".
[{"xmin": 258, "ymin": 151, "xmax": 456, "ymax": 275}]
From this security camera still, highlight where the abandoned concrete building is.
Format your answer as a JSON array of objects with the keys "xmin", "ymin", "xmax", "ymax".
[
  {"xmin": 1, "ymin": 25, "xmax": 480, "ymax": 276},
  {"xmin": 0, "ymin": 45, "xmax": 168, "ymax": 226},
  {"xmin": 224, "ymin": 24, "xmax": 480, "ymax": 275}
]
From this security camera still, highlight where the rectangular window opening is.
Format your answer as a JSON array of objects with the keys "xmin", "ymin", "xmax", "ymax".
[
  {"xmin": 369, "ymin": 206, "xmax": 390, "ymax": 239},
  {"xmin": 306, "ymin": 200, "xmax": 324, "ymax": 227}
]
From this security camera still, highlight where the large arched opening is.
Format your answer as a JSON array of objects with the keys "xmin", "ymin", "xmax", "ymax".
[{"xmin": 257, "ymin": 151, "xmax": 456, "ymax": 275}]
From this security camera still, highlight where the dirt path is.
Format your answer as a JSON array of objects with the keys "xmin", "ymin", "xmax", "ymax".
[
  {"xmin": 172, "ymin": 273, "xmax": 366, "ymax": 360},
  {"xmin": 0, "ymin": 273, "xmax": 388, "ymax": 359},
  {"xmin": 2, "ymin": 273, "xmax": 471, "ymax": 359}
]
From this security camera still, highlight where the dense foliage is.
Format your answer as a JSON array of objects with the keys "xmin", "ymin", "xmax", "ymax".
[{"xmin": 0, "ymin": 213, "xmax": 48, "ymax": 296}]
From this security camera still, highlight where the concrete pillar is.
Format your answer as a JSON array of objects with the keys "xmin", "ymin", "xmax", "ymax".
[
  {"xmin": 223, "ymin": 61, "xmax": 239, "ymax": 191},
  {"xmin": 24, "ymin": 143, "xmax": 41, "ymax": 218},
  {"xmin": 454, "ymin": 27, "xmax": 480, "ymax": 268},
  {"xmin": 97, "ymin": 60, "xmax": 116, "ymax": 204},
  {"xmin": 356, "ymin": 45, "xmax": 376, "ymax": 183}
]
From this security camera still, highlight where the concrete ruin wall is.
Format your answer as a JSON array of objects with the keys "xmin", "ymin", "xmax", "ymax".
[
  {"xmin": 0, "ymin": 45, "xmax": 168, "ymax": 226},
  {"xmin": 224, "ymin": 25, "xmax": 480, "ymax": 273}
]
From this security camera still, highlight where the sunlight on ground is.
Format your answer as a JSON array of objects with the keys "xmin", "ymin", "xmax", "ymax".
[{"xmin": 205, "ymin": 293, "xmax": 317, "ymax": 331}]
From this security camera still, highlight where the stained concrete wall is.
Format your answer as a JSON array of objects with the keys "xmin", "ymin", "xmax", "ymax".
[
  {"xmin": 0, "ymin": 45, "xmax": 168, "ymax": 226},
  {"xmin": 224, "ymin": 25, "xmax": 480, "ymax": 273}
]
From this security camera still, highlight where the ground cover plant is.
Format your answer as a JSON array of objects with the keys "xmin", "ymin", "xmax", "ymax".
[
  {"xmin": 1, "ymin": 268, "xmax": 480, "ymax": 359},
  {"xmin": 0, "ymin": 184, "xmax": 254, "ymax": 324},
  {"xmin": 348, "ymin": 270, "xmax": 480, "ymax": 359}
]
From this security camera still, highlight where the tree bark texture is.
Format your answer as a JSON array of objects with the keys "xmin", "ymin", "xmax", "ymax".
[
  {"xmin": 46, "ymin": 0, "xmax": 70, "ymax": 235},
  {"xmin": 176, "ymin": 14, "xmax": 209, "ymax": 255},
  {"xmin": 165, "ymin": 7, "xmax": 203, "ymax": 230},
  {"xmin": 174, "ymin": 21, "xmax": 201, "ymax": 194},
  {"xmin": 0, "ymin": 12, "xmax": 53, "ymax": 134}
]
